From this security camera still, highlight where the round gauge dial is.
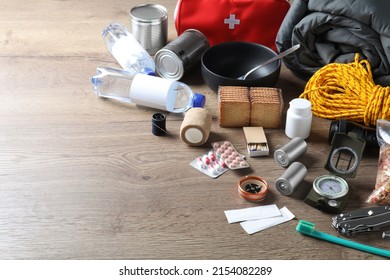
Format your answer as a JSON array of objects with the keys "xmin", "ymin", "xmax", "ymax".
[{"xmin": 313, "ymin": 175, "xmax": 349, "ymax": 199}]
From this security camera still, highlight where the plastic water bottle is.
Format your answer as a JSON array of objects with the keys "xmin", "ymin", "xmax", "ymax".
[
  {"xmin": 102, "ymin": 22, "xmax": 156, "ymax": 75},
  {"xmin": 91, "ymin": 67, "xmax": 206, "ymax": 113}
]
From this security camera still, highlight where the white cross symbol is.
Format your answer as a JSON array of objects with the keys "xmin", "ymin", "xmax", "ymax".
[{"xmin": 224, "ymin": 14, "xmax": 240, "ymax": 29}]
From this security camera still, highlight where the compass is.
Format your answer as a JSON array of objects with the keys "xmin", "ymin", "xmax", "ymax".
[{"xmin": 304, "ymin": 175, "xmax": 349, "ymax": 213}]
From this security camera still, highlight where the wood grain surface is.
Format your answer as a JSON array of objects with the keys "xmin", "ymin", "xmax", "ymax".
[{"xmin": 0, "ymin": 0, "xmax": 388, "ymax": 260}]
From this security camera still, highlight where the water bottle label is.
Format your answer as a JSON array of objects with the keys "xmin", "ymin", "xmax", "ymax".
[{"xmin": 130, "ymin": 74, "xmax": 173, "ymax": 111}]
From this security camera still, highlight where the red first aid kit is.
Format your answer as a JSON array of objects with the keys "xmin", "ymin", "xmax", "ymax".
[{"xmin": 174, "ymin": 0, "xmax": 290, "ymax": 51}]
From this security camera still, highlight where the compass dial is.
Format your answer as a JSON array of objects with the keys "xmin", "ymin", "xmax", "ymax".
[{"xmin": 313, "ymin": 175, "xmax": 349, "ymax": 199}]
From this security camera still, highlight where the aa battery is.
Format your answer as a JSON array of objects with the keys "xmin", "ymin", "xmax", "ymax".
[
  {"xmin": 275, "ymin": 162, "xmax": 308, "ymax": 195},
  {"xmin": 274, "ymin": 137, "xmax": 307, "ymax": 167}
]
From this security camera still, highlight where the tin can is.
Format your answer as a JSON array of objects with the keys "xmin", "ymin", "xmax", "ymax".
[
  {"xmin": 155, "ymin": 29, "xmax": 210, "ymax": 80},
  {"xmin": 130, "ymin": 4, "xmax": 168, "ymax": 55}
]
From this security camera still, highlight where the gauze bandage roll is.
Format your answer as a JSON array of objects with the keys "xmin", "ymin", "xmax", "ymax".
[{"xmin": 180, "ymin": 108, "xmax": 212, "ymax": 146}]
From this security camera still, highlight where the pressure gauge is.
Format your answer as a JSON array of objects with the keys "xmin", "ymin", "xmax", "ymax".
[{"xmin": 304, "ymin": 175, "xmax": 350, "ymax": 213}]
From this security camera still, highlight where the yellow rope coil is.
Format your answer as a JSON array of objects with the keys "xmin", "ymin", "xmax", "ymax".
[{"xmin": 299, "ymin": 54, "xmax": 390, "ymax": 126}]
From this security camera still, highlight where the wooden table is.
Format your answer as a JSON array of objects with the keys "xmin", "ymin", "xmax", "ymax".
[{"xmin": 0, "ymin": 0, "xmax": 388, "ymax": 260}]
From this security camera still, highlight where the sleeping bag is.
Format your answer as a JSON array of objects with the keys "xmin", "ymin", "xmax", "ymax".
[{"xmin": 276, "ymin": 0, "xmax": 390, "ymax": 86}]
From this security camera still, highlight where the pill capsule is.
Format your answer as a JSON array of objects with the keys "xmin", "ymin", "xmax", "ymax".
[
  {"xmin": 219, "ymin": 160, "xmax": 227, "ymax": 168},
  {"xmin": 197, "ymin": 158, "xmax": 206, "ymax": 169}
]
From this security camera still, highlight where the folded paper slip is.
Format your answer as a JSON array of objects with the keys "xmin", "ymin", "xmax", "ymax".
[
  {"xmin": 240, "ymin": 206, "xmax": 295, "ymax": 234},
  {"xmin": 224, "ymin": 204, "xmax": 281, "ymax": 224}
]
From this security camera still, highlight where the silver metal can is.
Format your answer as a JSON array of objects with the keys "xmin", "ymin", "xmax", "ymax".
[
  {"xmin": 130, "ymin": 4, "xmax": 168, "ymax": 55},
  {"xmin": 155, "ymin": 29, "xmax": 210, "ymax": 80}
]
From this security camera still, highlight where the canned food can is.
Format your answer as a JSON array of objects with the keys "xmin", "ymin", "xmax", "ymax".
[
  {"xmin": 130, "ymin": 4, "xmax": 168, "ymax": 55},
  {"xmin": 155, "ymin": 29, "xmax": 210, "ymax": 80}
]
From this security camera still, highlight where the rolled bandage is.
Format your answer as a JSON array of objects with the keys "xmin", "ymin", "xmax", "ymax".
[{"xmin": 180, "ymin": 108, "xmax": 212, "ymax": 146}]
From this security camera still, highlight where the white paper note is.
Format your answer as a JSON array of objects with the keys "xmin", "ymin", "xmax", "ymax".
[
  {"xmin": 240, "ymin": 206, "xmax": 295, "ymax": 234},
  {"xmin": 224, "ymin": 204, "xmax": 281, "ymax": 224}
]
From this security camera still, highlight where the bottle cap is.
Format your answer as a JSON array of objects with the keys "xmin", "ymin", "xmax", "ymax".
[
  {"xmin": 192, "ymin": 93, "xmax": 206, "ymax": 108},
  {"xmin": 289, "ymin": 98, "xmax": 312, "ymax": 115},
  {"xmin": 142, "ymin": 67, "xmax": 156, "ymax": 76}
]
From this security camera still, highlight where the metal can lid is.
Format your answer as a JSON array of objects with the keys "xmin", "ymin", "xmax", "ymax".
[
  {"xmin": 155, "ymin": 49, "xmax": 184, "ymax": 80},
  {"xmin": 130, "ymin": 4, "xmax": 167, "ymax": 24}
]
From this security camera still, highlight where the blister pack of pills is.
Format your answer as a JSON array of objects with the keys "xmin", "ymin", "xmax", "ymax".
[
  {"xmin": 190, "ymin": 150, "xmax": 229, "ymax": 178},
  {"xmin": 212, "ymin": 141, "xmax": 249, "ymax": 169}
]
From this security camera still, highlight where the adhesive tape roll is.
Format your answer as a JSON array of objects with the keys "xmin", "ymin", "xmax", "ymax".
[{"xmin": 180, "ymin": 108, "xmax": 212, "ymax": 146}]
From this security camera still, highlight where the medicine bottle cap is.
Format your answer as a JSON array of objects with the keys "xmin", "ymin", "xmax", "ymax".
[{"xmin": 289, "ymin": 98, "xmax": 312, "ymax": 115}]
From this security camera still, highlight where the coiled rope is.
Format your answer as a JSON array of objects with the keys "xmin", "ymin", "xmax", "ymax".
[{"xmin": 299, "ymin": 54, "xmax": 390, "ymax": 126}]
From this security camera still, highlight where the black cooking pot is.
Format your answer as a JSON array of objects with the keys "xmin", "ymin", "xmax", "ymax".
[{"xmin": 201, "ymin": 41, "xmax": 281, "ymax": 92}]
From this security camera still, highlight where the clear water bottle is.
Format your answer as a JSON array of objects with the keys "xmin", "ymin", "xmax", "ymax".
[
  {"xmin": 91, "ymin": 67, "xmax": 206, "ymax": 113},
  {"xmin": 102, "ymin": 22, "xmax": 156, "ymax": 75}
]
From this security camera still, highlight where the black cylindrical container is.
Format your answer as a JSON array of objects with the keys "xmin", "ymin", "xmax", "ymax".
[
  {"xmin": 155, "ymin": 29, "xmax": 209, "ymax": 80},
  {"xmin": 152, "ymin": 113, "xmax": 166, "ymax": 136}
]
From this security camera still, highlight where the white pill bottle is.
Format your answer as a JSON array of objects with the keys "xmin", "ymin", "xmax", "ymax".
[{"xmin": 285, "ymin": 98, "xmax": 312, "ymax": 139}]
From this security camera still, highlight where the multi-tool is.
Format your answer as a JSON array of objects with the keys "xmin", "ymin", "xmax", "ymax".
[{"xmin": 332, "ymin": 206, "xmax": 390, "ymax": 236}]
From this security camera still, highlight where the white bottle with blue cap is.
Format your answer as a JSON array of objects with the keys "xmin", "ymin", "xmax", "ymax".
[
  {"xmin": 102, "ymin": 22, "xmax": 156, "ymax": 75},
  {"xmin": 91, "ymin": 67, "xmax": 206, "ymax": 113}
]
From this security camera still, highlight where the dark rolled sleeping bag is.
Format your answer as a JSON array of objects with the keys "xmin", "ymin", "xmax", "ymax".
[{"xmin": 276, "ymin": 0, "xmax": 390, "ymax": 86}]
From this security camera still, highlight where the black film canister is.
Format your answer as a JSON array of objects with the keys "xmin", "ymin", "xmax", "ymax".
[{"xmin": 152, "ymin": 113, "xmax": 166, "ymax": 136}]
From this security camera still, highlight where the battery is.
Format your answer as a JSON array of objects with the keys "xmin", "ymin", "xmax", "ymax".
[
  {"xmin": 155, "ymin": 29, "xmax": 210, "ymax": 80},
  {"xmin": 275, "ymin": 162, "xmax": 308, "ymax": 195},
  {"xmin": 130, "ymin": 4, "xmax": 168, "ymax": 55},
  {"xmin": 274, "ymin": 137, "xmax": 307, "ymax": 167}
]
